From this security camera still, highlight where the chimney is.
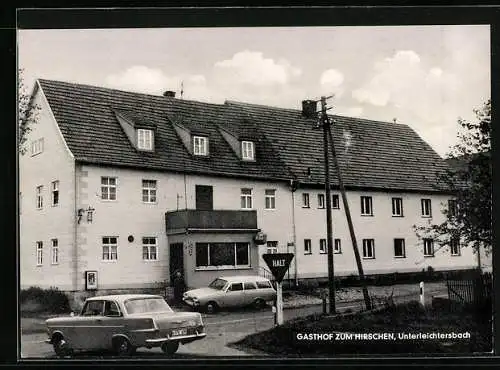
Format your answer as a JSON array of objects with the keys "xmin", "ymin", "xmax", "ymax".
[
  {"xmin": 163, "ymin": 90, "xmax": 176, "ymax": 98},
  {"xmin": 301, "ymin": 100, "xmax": 317, "ymax": 118}
]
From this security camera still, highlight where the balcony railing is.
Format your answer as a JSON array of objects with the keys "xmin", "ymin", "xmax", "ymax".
[{"xmin": 166, "ymin": 209, "xmax": 258, "ymax": 234}]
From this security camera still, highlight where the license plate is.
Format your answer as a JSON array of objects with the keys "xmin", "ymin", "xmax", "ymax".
[{"xmin": 171, "ymin": 328, "xmax": 187, "ymax": 337}]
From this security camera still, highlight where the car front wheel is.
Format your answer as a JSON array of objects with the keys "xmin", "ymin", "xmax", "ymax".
[
  {"xmin": 161, "ymin": 341, "xmax": 179, "ymax": 355},
  {"xmin": 52, "ymin": 336, "xmax": 72, "ymax": 358},
  {"xmin": 205, "ymin": 301, "xmax": 218, "ymax": 314}
]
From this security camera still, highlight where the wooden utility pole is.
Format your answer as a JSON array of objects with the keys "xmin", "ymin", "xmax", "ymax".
[
  {"xmin": 326, "ymin": 126, "xmax": 372, "ymax": 310},
  {"xmin": 320, "ymin": 96, "xmax": 336, "ymax": 314}
]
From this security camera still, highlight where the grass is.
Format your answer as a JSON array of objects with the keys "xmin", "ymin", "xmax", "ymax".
[{"xmin": 229, "ymin": 300, "xmax": 492, "ymax": 356}]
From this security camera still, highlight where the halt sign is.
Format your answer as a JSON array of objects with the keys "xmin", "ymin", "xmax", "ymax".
[{"xmin": 262, "ymin": 253, "xmax": 294, "ymax": 283}]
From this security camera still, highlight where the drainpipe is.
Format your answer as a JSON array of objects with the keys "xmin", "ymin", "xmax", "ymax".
[
  {"xmin": 72, "ymin": 163, "xmax": 78, "ymax": 294},
  {"xmin": 290, "ymin": 179, "xmax": 298, "ymax": 286}
]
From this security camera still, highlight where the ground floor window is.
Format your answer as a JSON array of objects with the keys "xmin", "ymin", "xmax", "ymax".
[
  {"xmin": 102, "ymin": 236, "xmax": 118, "ymax": 260},
  {"xmin": 362, "ymin": 239, "xmax": 375, "ymax": 259},
  {"xmin": 196, "ymin": 242, "xmax": 250, "ymax": 268},
  {"xmin": 142, "ymin": 237, "xmax": 158, "ymax": 260},
  {"xmin": 266, "ymin": 241, "xmax": 278, "ymax": 254}
]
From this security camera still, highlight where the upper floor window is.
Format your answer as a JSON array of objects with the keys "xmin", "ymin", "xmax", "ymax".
[
  {"xmin": 241, "ymin": 141, "xmax": 255, "ymax": 161},
  {"xmin": 361, "ymin": 196, "xmax": 373, "ymax": 216},
  {"xmin": 421, "ymin": 199, "xmax": 432, "ymax": 217},
  {"xmin": 319, "ymin": 238, "xmax": 327, "ymax": 254},
  {"xmin": 423, "ymin": 238, "xmax": 434, "ymax": 257},
  {"xmin": 142, "ymin": 179, "xmax": 157, "ymax": 203},
  {"xmin": 101, "ymin": 177, "xmax": 117, "ymax": 201},
  {"xmin": 193, "ymin": 135, "xmax": 209, "ymax": 156},
  {"xmin": 394, "ymin": 238, "xmax": 406, "ymax": 258},
  {"xmin": 36, "ymin": 241, "xmax": 43, "ymax": 266},
  {"xmin": 331, "ymin": 194, "xmax": 340, "ymax": 209},
  {"xmin": 51, "ymin": 239, "xmax": 59, "ymax": 265},
  {"xmin": 51, "ymin": 181, "xmax": 59, "ymax": 206},
  {"xmin": 102, "ymin": 236, "xmax": 118, "ymax": 261},
  {"xmin": 302, "ymin": 193, "xmax": 310, "ymax": 208},
  {"xmin": 362, "ymin": 239, "xmax": 375, "ymax": 259},
  {"xmin": 265, "ymin": 189, "xmax": 276, "ymax": 209},
  {"xmin": 36, "ymin": 185, "xmax": 43, "ymax": 209},
  {"xmin": 137, "ymin": 129, "xmax": 153, "ymax": 151},
  {"xmin": 334, "ymin": 238, "xmax": 342, "ymax": 254},
  {"xmin": 448, "ymin": 199, "xmax": 458, "ymax": 218},
  {"xmin": 450, "ymin": 237, "xmax": 461, "ymax": 256},
  {"xmin": 318, "ymin": 194, "xmax": 325, "ymax": 209},
  {"xmin": 142, "ymin": 237, "xmax": 158, "ymax": 261},
  {"xmin": 241, "ymin": 188, "xmax": 253, "ymax": 209},
  {"xmin": 392, "ymin": 197, "xmax": 403, "ymax": 217},
  {"xmin": 304, "ymin": 239, "xmax": 312, "ymax": 255},
  {"xmin": 31, "ymin": 138, "xmax": 44, "ymax": 156}
]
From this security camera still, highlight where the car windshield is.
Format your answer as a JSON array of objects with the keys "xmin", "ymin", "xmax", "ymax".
[
  {"xmin": 124, "ymin": 297, "xmax": 173, "ymax": 314},
  {"xmin": 208, "ymin": 278, "xmax": 228, "ymax": 290}
]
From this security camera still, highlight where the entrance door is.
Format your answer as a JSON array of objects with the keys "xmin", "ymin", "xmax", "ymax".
[
  {"xmin": 169, "ymin": 243, "xmax": 184, "ymax": 284},
  {"xmin": 195, "ymin": 185, "xmax": 213, "ymax": 210}
]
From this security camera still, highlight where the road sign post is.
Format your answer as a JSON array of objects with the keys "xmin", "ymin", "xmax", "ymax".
[{"xmin": 262, "ymin": 253, "xmax": 294, "ymax": 326}]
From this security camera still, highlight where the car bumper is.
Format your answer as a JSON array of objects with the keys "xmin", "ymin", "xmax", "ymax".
[
  {"xmin": 145, "ymin": 331, "xmax": 206, "ymax": 344},
  {"xmin": 182, "ymin": 298, "xmax": 200, "ymax": 307}
]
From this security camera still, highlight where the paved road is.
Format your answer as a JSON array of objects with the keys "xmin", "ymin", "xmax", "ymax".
[{"xmin": 20, "ymin": 289, "xmax": 446, "ymax": 359}]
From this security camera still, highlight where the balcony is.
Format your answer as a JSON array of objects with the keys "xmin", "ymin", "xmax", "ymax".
[{"xmin": 166, "ymin": 209, "xmax": 258, "ymax": 235}]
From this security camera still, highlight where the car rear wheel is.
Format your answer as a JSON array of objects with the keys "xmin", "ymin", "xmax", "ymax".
[
  {"xmin": 113, "ymin": 337, "xmax": 134, "ymax": 357},
  {"xmin": 161, "ymin": 341, "xmax": 179, "ymax": 355},
  {"xmin": 205, "ymin": 301, "xmax": 218, "ymax": 314},
  {"xmin": 52, "ymin": 336, "xmax": 72, "ymax": 358},
  {"xmin": 253, "ymin": 298, "xmax": 266, "ymax": 309}
]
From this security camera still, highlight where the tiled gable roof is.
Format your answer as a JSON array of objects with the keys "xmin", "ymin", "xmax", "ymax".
[{"xmin": 38, "ymin": 79, "xmax": 450, "ymax": 192}]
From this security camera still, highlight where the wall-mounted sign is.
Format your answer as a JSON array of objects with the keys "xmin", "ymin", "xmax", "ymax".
[
  {"xmin": 85, "ymin": 270, "xmax": 98, "ymax": 290},
  {"xmin": 254, "ymin": 232, "xmax": 267, "ymax": 245}
]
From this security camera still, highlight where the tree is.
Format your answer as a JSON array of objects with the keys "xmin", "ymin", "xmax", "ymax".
[
  {"xmin": 415, "ymin": 99, "xmax": 491, "ymax": 262},
  {"xmin": 18, "ymin": 69, "xmax": 40, "ymax": 155}
]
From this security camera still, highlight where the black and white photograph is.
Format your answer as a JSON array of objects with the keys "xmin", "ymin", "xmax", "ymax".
[{"xmin": 18, "ymin": 7, "xmax": 493, "ymax": 361}]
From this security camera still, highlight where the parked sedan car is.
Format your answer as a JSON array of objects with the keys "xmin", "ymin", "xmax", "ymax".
[
  {"xmin": 45, "ymin": 294, "xmax": 206, "ymax": 357},
  {"xmin": 183, "ymin": 275, "xmax": 276, "ymax": 313}
]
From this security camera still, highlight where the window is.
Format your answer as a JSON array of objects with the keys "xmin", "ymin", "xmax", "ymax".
[
  {"xmin": 193, "ymin": 135, "xmax": 208, "ymax": 156},
  {"xmin": 241, "ymin": 141, "xmax": 255, "ymax": 161},
  {"xmin": 51, "ymin": 239, "xmax": 59, "ymax": 264},
  {"xmin": 362, "ymin": 239, "xmax": 375, "ymax": 259},
  {"xmin": 244, "ymin": 282, "xmax": 257, "ymax": 290},
  {"xmin": 36, "ymin": 241, "xmax": 43, "ymax": 266},
  {"xmin": 361, "ymin": 196, "xmax": 373, "ymax": 215},
  {"xmin": 101, "ymin": 177, "xmax": 117, "ymax": 200},
  {"xmin": 36, "ymin": 185, "xmax": 43, "ymax": 209},
  {"xmin": 331, "ymin": 194, "xmax": 340, "ymax": 209},
  {"xmin": 31, "ymin": 138, "xmax": 44, "ymax": 156},
  {"xmin": 265, "ymin": 189, "xmax": 276, "ymax": 209},
  {"xmin": 394, "ymin": 238, "xmax": 405, "ymax": 258},
  {"xmin": 142, "ymin": 180, "xmax": 157, "ymax": 203},
  {"xmin": 142, "ymin": 237, "xmax": 158, "ymax": 261},
  {"xmin": 304, "ymin": 239, "xmax": 312, "ymax": 254},
  {"xmin": 450, "ymin": 238, "xmax": 460, "ymax": 256},
  {"xmin": 104, "ymin": 301, "xmax": 121, "ymax": 317},
  {"xmin": 302, "ymin": 193, "xmax": 310, "ymax": 208},
  {"xmin": 266, "ymin": 241, "xmax": 278, "ymax": 254},
  {"xmin": 195, "ymin": 242, "xmax": 250, "ymax": 268},
  {"xmin": 421, "ymin": 199, "xmax": 432, "ymax": 217},
  {"xmin": 448, "ymin": 199, "xmax": 458, "ymax": 218},
  {"xmin": 319, "ymin": 239, "xmax": 327, "ymax": 254},
  {"xmin": 256, "ymin": 280, "xmax": 272, "ymax": 289},
  {"xmin": 423, "ymin": 238, "xmax": 434, "ymax": 257},
  {"xmin": 102, "ymin": 237, "xmax": 118, "ymax": 261},
  {"xmin": 137, "ymin": 129, "xmax": 153, "ymax": 150},
  {"xmin": 241, "ymin": 188, "xmax": 253, "ymax": 209},
  {"xmin": 392, "ymin": 197, "xmax": 403, "ymax": 216},
  {"xmin": 334, "ymin": 239, "xmax": 342, "ymax": 254},
  {"xmin": 318, "ymin": 194, "xmax": 325, "ymax": 209},
  {"xmin": 229, "ymin": 283, "xmax": 244, "ymax": 291},
  {"xmin": 82, "ymin": 300, "xmax": 104, "ymax": 316},
  {"xmin": 51, "ymin": 181, "xmax": 59, "ymax": 206}
]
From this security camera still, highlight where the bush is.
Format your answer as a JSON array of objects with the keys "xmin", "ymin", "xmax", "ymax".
[{"xmin": 20, "ymin": 286, "xmax": 71, "ymax": 314}]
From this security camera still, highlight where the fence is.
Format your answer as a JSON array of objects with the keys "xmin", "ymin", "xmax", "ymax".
[{"xmin": 445, "ymin": 270, "xmax": 492, "ymax": 310}]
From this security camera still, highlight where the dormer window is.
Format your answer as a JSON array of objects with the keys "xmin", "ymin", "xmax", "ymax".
[
  {"xmin": 241, "ymin": 141, "xmax": 255, "ymax": 161},
  {"xmin": 137, "ymin": 129, "xmax": 153, "ymax": 151},
  {"xmin": 193, "ymin": 135, "xmax": 209, "ymax": 156}
]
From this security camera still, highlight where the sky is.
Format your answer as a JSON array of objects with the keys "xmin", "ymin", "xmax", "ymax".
[{"xmin": 18, "ymin": 25, "xmax": 490, "ymax": 158}]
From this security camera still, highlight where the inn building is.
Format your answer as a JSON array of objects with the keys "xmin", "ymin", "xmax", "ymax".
[{"xmin": 19, "ymin": 79, "xmax": 478, "ymax": 297}]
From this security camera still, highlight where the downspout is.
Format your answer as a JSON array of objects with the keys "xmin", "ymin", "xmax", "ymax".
[
  {"xmin": 73, "ymin": 163, "xmax": 78, "ymax": 293},
  {"xmin": 290, "ymin": 179, "xmax": 298, "ymax": 286}
]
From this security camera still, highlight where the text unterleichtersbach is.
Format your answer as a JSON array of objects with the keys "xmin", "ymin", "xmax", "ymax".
[{"xmin": 296, "ymin": 332, "xmax": 471, "ymax": 341}]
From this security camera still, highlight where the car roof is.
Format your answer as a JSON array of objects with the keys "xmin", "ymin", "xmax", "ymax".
[
  {"xmin": 86, "ymin": 294, "xmax": 163, "ymax": 302},
  {"xmin": 217, "ymin": 275, "xmax": 271, "ymax": 283}
]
